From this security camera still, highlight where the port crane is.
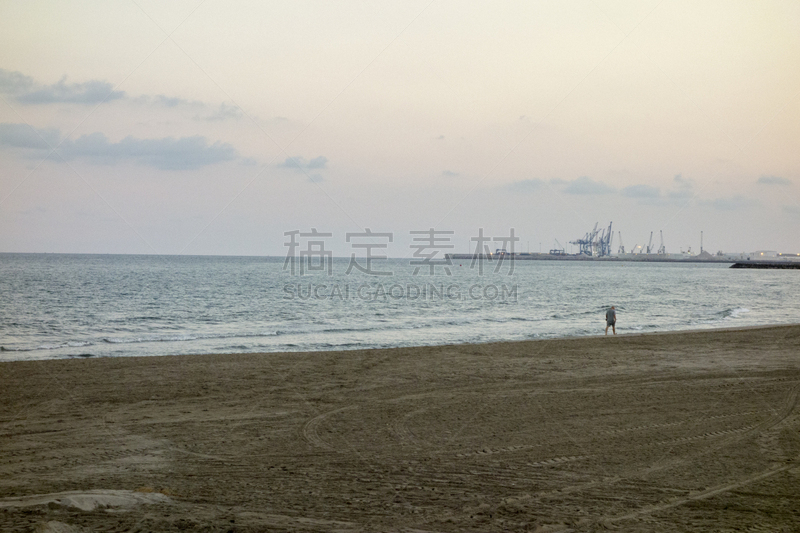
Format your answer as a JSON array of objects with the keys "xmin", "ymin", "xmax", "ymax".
[
  {"xmin": 570, "ymin": 221, "xmax": 613, "ymax": 257},
  {"xmin": 645, "ymin": 231, "xmax": 654, "ymax": 254},
  {"xmin": 549, "ymin": 239, "xmax": 566, "ymax": 255},
  {"xmin": 570, "ymin": 223, "xmax": 598, "ymax": 256},
  {"xmin": 657, "ymin": 230, "xmax": 666, "ymax": 255},
  {"xmin": 617, "ymin": 231, "xmax": 625, "ymax": 254},
  {"xmin": 597, "ymin": 221, "xmax": 614, "ymax": 257}
]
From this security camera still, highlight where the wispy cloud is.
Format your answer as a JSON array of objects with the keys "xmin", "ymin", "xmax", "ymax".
[
  {"xmin": 703, "ymin": 195, "xmax": 755, "ymax": 211},
  {"xmin": 555, "ymin": 176, "xmax": 615, "ymax": 195},
  {"xmin": 0, "ymin": 68, "xmax": 245, "ymax": 122},
  {"xmin": 0, "ymin": 69, "xmax": 35, "ymax": 94},
  {"xmin": 0, "ymin": 122, "xmax": 237, "ymax": 170},
  {"xmin": 150, "ymin": 94, "xmax": 199, "ymax": 108},
  {"xmin": 507, "ymin": 178, "xmax": 544, "ymax": 192},
  {"xmin": 0, "ymin": 123, "xmax": 60, "ymax": 149},
  {"xmin": 673, "ymin": 173, "xmax": 693, "ymax": 189},
  {"xmin": 0, "ymin": 69, "xmax": 124, "ymax": 105},
  {"xmin": 757, "ymin": 175, "xmax": 791, "ymax": 186},
  {"xmin": 279, "ymin": 155, "xmax": 328, "ymax": 171},
  {"xmin": 667, "ymin": 189, "xmax": 693, "ymax": 199},
  {"xmin": 61, "ymin": 133, "xmax": 236, "ymax": 170},
  {"xmin": 621, "ymin": 184, "xmax": 660, "ymax": 198},
  {"xmin": 197, "ymin": 103, "xmax": 244, "ymax": 121}
]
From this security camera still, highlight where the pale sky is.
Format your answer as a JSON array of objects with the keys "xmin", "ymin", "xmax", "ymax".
[{"xmin": 1, "ymin": 0, "xmax": 798, "ymax": 256}]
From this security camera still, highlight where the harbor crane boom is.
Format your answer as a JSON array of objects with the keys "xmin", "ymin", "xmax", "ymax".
[{"xmin": 570, "ymin": 221, "xmax": 613, "ymax": 257}]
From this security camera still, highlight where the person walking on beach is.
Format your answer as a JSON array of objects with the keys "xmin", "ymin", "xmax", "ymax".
[{"xmin": 605, "ymin": 306, "xmax": 616, "ymax": 335}]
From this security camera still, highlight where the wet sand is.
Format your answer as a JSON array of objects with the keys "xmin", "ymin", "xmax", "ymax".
[{"xmin": 2, "ymin": 325, "xmax": 800, "ymax": 532}]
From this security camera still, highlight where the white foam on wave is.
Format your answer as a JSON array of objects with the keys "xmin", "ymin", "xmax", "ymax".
[
  {"xmin": 721, "ymin": 307, "xmax": 750, "ymax": 320},
  {"xmin": 102, "ymin": 330, "xmax": 281, "ymax": 345},
  {"xmin": 67, "ymin": 341, "xmax": 93, "ymax": 347}
]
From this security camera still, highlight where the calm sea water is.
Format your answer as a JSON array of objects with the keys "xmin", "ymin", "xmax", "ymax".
[{"xmin": 1, "ymin": 253, "xmax": 798, "ymax": 361}]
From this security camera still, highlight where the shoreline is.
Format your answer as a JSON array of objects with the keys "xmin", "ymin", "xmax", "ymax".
[{"xmin": 3, "ymin": 321, "xmax": 799, "ymax": 364}]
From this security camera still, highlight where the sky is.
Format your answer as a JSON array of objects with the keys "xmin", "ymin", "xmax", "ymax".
[{"xmin": 1, "ymin": 0, "xmax": 799, "ymax": 257}]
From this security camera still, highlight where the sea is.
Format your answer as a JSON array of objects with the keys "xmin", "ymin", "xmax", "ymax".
[{"xmin": 1, "ymin": 253, "xmax": 799, "ymax": 362}]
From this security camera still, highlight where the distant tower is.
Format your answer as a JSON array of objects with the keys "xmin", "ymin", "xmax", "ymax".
[{"xmin": 701, "ymin": 231, "xmax": 704, "ymax": 254}]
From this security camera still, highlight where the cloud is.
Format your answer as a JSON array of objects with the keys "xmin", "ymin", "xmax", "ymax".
[
  {"xmin": 14, "ymin": 75, "xmax": 124, "ymax": 105},
  {"xmin": 0, "ymin": 68, "xmax": 35, "ymax": 95},
  {"xmin": 667, "ymin": 189, "xmax": 693, "ymax": 199},
  {"xmin": 673, "ymin": 173, "xmax": 693, "ymax": 189},
  {"xmin": 196, "ymin": 102, "xmax": 245, "ymax": 121},
  {"xmin": 783, "ymin": 205, "xmax": 800, "ymax": 215},
  {"xmin": 153, "ymin": 95, "xmax": 193, "ymax": 107},
  {"xmin": 144, "ymin": 96, "xmax": 247, "ymax": 122},
  {"xmin": 130, "ymin": 94, "xmax": 205, "ymax": 110},
  {"xmin": 704, "ymin": 195, "xmax": 755, "ymax": 211},
  {"xmin": 557, "ymin": 176, "xmax": 615, "ymax": 195},
  {"xmin": 1, "ymin": 69, "xmax": 248, "ymax": 124},
  {"xmin": 507, "ymin": 178, "xmax": 544, "ymax": 192},
  {"xmin": 308, "ymin": 156, "xmax": 328, "ymax": 169},
  {"xmin": 622, "ymin": 184, "xmax": 660, "ymax": 198},
  {"xmin": 758, "ymin": 175, "xmax": 791, "ymax": 186},
  {"xmin": 663, "ymin": 174, "xmax": 694, "ymax": 202},
  {"xmin": 279, "ymin": 155, "xmax": 328, "ymax": 171},
  {"xmin": 441, "ymin": 170, "xmax": 459, "ymax": 177},
  {"xmin": 0, "ymin": 123, "xmax": 60, "ymax": 149},
  {"xmin": 0, "ymin": 123, "xmax": 236, "ymax": 170},
  {"xmin": 136, "ymin": 95, "xmax": 247, "ymax": 122},
  {"xmin": 59, "ymin": 133, "xmax": 237, "ymax": 170}
]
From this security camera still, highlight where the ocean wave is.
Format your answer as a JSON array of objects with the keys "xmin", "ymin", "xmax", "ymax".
[
  {"xmin": 723, "ymin": 307, "xmax": 750, "ymax": 319},
  {"xmin": 314, "ymin": 342, "xmax": 366, "ymax": 348},
  {"xmin": 321, "ymin": 326, "xmax": 381, "ymax": 334},
  {"xmin": 102, "ymin": 331, "xmax": 281, "ymax": 345},
  {"xmin": 37, "ymin": 341, "xmax": 95, "ymax": 351},
  {"xmin": 2, "ymin": 340, "xmax": 94, "ymax": 352},
  {"xmin": 696, "ymin": 307, "xmax": 751, "ymax": 324},
  {"xmin": 688, "ymin": 306, "xmax": 752, "ymax": 326},
  {"xmin": 68, "ymin": 341, "xmax": 94, "ymax": 347},
  {"xmin": 103, "ymin": 335, "xmax": 195, "ymax": 344},
  {"xmin": 319, "ymin": 317, "xmax": 479, "ymax": 335}
]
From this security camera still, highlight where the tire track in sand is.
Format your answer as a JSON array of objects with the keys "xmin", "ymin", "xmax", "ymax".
[
  {"xmin": 302, "ymin": 405, "xmax": 358, "ymax": 450},
  {"xmin": 605, "ymin": 382, "xmax": 800, "ymax": 523},
  {"xmin": 608, "ymin": 462, "xmax": 799, "ymax": 524},
  {"xmin": 535, "ymin": 382, "xmax": 800, "ymax": 500}
]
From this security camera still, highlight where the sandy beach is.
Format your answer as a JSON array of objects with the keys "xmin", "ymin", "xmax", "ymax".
[{"xmin": 2, "ymin": 325, "xmax": 799, "ymax": 532}]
